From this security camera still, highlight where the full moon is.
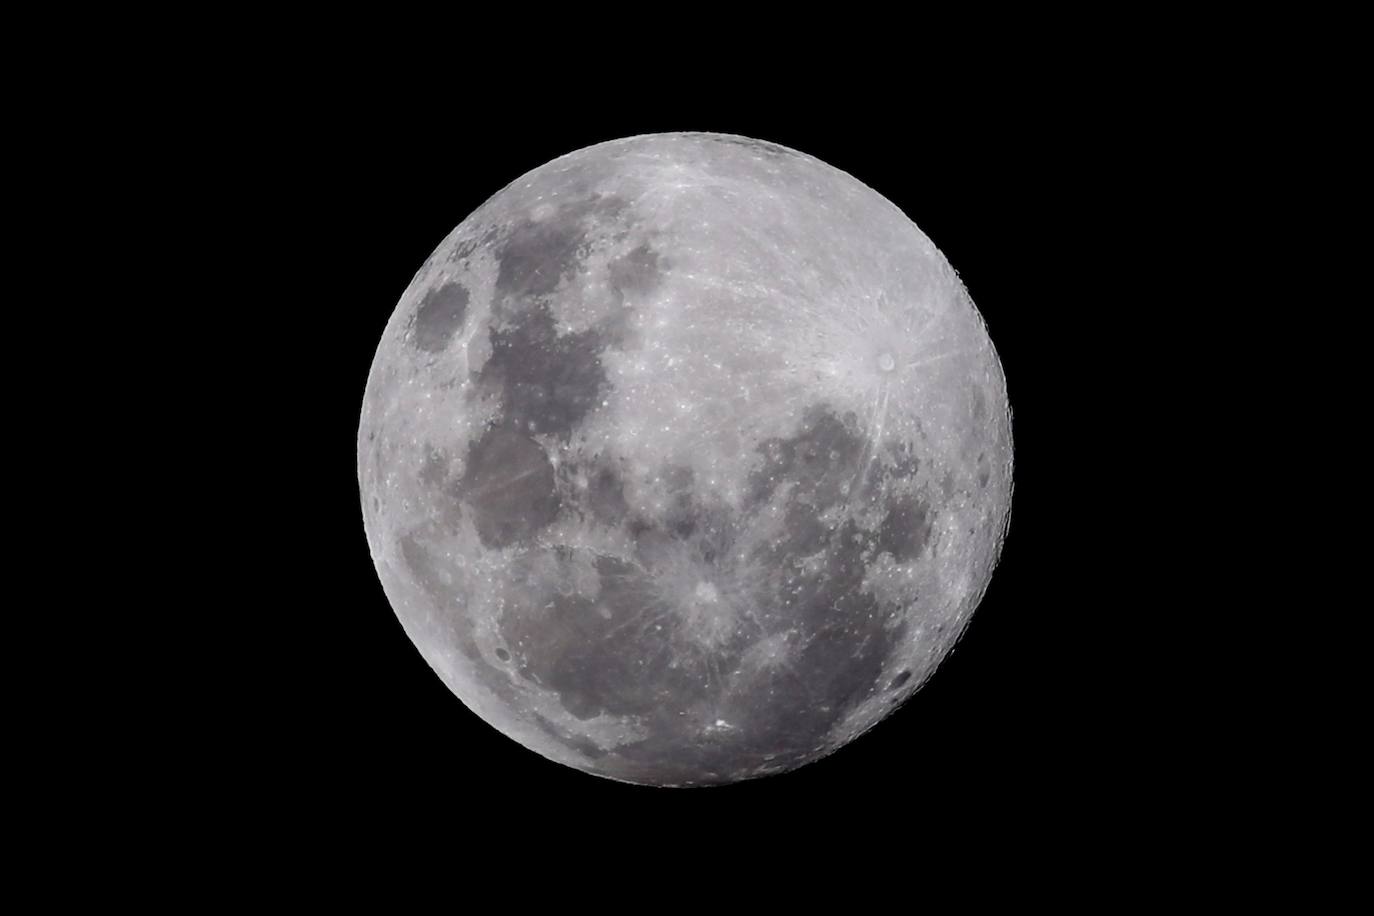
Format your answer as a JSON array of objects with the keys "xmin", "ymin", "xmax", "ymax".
[{"xmin": 357, "ymin": 133, "xmax": 1012, "ymax": 786}]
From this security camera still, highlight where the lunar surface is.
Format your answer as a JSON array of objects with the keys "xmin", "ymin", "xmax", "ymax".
[{"xmin": 357, "ymin": 133, "xmax": 1012, "ymax": 786}]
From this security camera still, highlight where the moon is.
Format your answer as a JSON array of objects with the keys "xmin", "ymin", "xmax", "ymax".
[{"xmin": 357, "ymin": 133, "xmax": 1012, "ymax": 786}]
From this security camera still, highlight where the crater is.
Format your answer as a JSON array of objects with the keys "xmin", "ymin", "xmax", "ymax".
[
  {"xmin": 446, "ymin": 235, "xmax": 480, "ymax": 265},
  {"xmin": 708, "ymin": 135, "xmax": 797, "ymax": 160},
  {"xmin": 410, "ymin": 282, "xmax": 470, "ymax": 353}
]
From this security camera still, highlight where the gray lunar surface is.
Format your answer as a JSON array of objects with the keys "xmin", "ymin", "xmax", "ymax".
[{"xmin": 357, "ymin": 132, "xmax": 1012, "ymax": 786}]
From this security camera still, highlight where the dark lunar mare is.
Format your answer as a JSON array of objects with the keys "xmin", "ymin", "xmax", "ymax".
[
  {"xmin": 390, "ymin": 174, "xmax": 953, "ymax": 784},
  {"xmin": 456, "ymin": 425, "xmax": 561, "ymax": 549},
  {"xmin": 475, "ymin": 306, "xmax": 607, "ymax": 439},
  {"xmin": 460, "ymin": 191, "xmax": 665, "ymax": 440},
  {"xmin": 748, "ymin": 404, "xmax": 871, "ymax": 506},
  {"xmin": 876, "ymin": 495, "xmax": 934, "ymax": 562},
  {"xmin": 444, "ymin": 192, "xmax": 670, "ymax": 548},
  {"xmin": 500, "ymin": 551, "xmax": 742, "ymax": 723},
  {"xmin": 495, "ymin": 402, "xmax": 927, "ymax": 785},
  {"xmin": 607, "ymin": 244, "xmax": 665, "ymax": 299},
  {"xmin": 409, "ymin": 282, "xmax": 470, "ymax": 353},
  {"xmin": 580, "ymin": 457, "xmax": 631, "ymax": 527},
  {"xmin": 491, "ymin": 193, "xmax": 628, "ymax": 306}
]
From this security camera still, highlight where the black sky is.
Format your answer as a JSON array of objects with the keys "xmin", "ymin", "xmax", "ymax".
[{"xmin": 238, "ymin": 85, "xmax": 1171, "ymax": 843}]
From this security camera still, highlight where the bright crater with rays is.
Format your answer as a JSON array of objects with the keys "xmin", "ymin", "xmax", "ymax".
[{"xmin": 358, "ymin": 133, "xmax": 1012, "ymax": 786}]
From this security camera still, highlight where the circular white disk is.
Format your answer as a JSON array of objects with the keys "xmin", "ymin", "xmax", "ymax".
[{"xmin": 358, "ymin": 133, "xmax": 1012, "ymax": 786}]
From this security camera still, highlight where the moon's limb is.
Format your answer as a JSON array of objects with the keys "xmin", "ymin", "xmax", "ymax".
[{"xmin": 357, "ymin": 133, "xmax": 1012, "ymax": 786}]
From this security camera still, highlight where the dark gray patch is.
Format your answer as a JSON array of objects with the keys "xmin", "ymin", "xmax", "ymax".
[
  {"xmin": 566, "ymin": 733, "xmax": 608, "ymax": 760},
  {"xmin": 399, "ymin": 534, "xmax": 445, "ymax": 598},
  {"xmin": 447, "ymin": 236, "xmax": 480, "ymax": 265},
  {"xmin": 977, "ymin": 451, "xmax": 990, "ymax": 489},
  {"xmin": 486, "ymin": 403, "xmax": 926, "ymax": 785},
  {"xmin": 495, "ymin": 220, "xmax": 580, "ymax": 300},
  {"xmin": 495, "ymin": 647, "xmax": 510, "ymax": 661},
  {"xmin": 890, "ymin": 670, "xmax": 912, "ymax": 689},
  {"xmin": 587, "ymin": 516, "xmax": 905, "ymax": 785},
  {"xmin": 410, "ymin": 282, "xmax": 470, "ymax": 353},
  {"xmin": 628, "ymin": 501, "xmax": 737, "ymax": 576},
  {"xmin": 884, "ymin": 440, "xmax": 921, "ymax": 480},
  {"xmin": 661, "ymin": 464, "xmax": 698, "ymax": 538},
  {"xmin": 608, "ymin": 243, "xmax": 667, "ymax": 299},
  {"xmin": 771, "ymin": 501, "xmax": 831, "ymax": 559},
  {"xmin": 971, "ymin": 386, "xmax": 987, "ymax": 421},
  {"xmin": 476, "ymin": 305, "xmax": 607, "ymax": 438},
  {"xmin": 746, "ymin": 520, "xmax": 903, "ymax": 745},
  {"xmin": 583, "ymin": 459, "xmax": 628, "ymax": 526},
  {"xmin": 877, "ymin": 495, "xmax": 933, "ymax": 562},
  {"xmin": 493, "ymin": 195, "xmax": 625, "ymax": 302},
  {"xmin": 530, "ymin": 713, "xmax": 609, "ymax": 760},
  {"xmin": 500, "ymin": 550, "xmax": 731, "ymax": 723},
  {"xmin": 543, "ymin": 404, "xmax": 911, "ymax": 781},
  {"xmin": 748, "ymin": 404, "xmax": 868, "ymax": 509},
  {"xmin": 456, "ymin": 425, "xmax": 560, "ymax": 548}
]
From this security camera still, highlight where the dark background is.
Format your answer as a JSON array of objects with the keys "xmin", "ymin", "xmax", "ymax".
[{"xmin": 243, "ymin": 88, "xmax": 1164, "ymax": 840}]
